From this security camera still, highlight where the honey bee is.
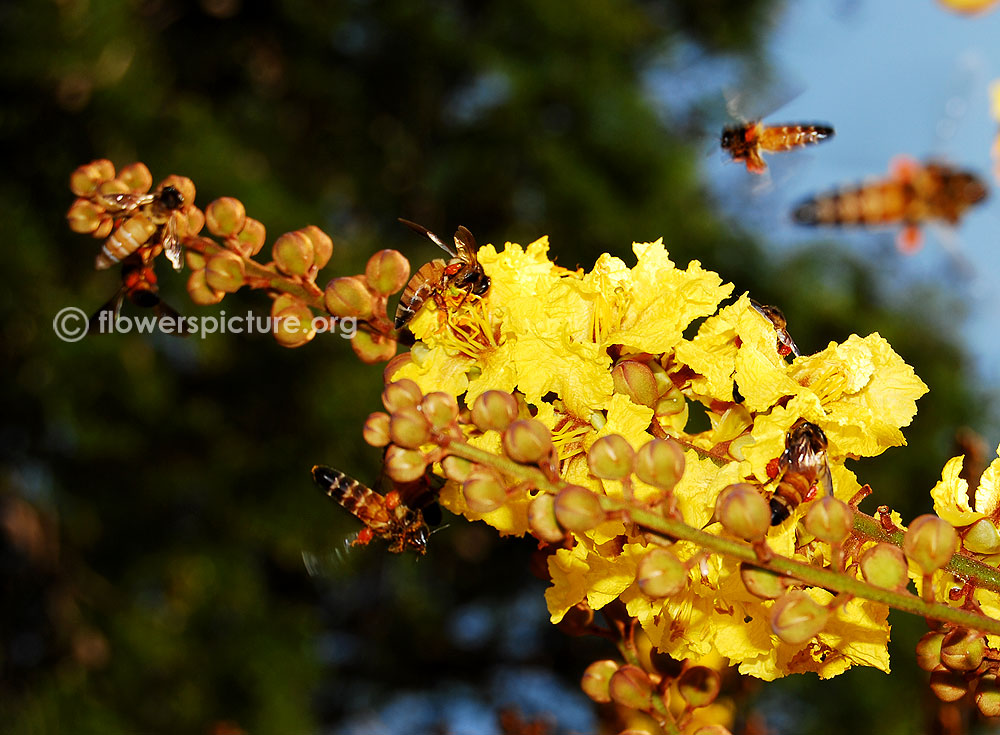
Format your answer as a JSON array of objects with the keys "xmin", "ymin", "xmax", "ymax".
[
  {"xmin": 311, "ymin": 465, "xmax": 432, "ymax": 555},
  {"xmin": 721, "ymin": 121, "xmax": 834, "ymax": 174},
  {"xmin": 96, "ymin": 184, "xmax": 186, "ymax": 271},
  {"xmin": 750, "ymin": 299, "xmax": 801, "ymax": 359},
  {"xmin": 394, "ymin": 218, "xmax": 491, "ymax": 330},
  {"xmin": 791, "ymin": 158, "xmax": 988, "ymax": 252},
  {"xmin": 89, "ymin": 252, "xmax": 188, "ymax": 335},
  {"xmin": 770, "ymin": 419, "xmax": 833, "ymax": 525}
]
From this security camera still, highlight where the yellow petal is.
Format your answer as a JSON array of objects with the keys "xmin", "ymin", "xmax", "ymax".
[{"xmin": 975, "ymin": 445, "xmax": 1000, "ymax": 516}]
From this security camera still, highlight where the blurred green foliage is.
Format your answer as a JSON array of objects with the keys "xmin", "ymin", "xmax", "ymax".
[{"xmin": 0, "ymin": 1, "xmax": 992, "ymax": 733}]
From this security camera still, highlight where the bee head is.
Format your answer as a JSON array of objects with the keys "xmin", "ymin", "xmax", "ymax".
[
  {"xmin": 159, "ymin": 185, "xmax": 185, "ymax": 210},
  {"xmin": 720, "ymin": 126, "xmax": 739, "ymax": 149}
]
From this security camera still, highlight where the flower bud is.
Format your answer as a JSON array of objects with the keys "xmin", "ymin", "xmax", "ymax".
[
  {"xmin": 70, "ymin": 159, "xmax": 115, "ymax": 195},
  {"xmin": 366, "ymin": 249, "xmax": 411, "ymax": 296},
  {"xmin": 272, "ymin": 229, "xmax": 315, "ymax": 276},
  {"xmin": 324, "ymin": 276, "xmax": 375, "ymax": 319},
  {"xmin": 527, "ymin": 493, "xmax": 565, "ymax": 543},
  {"xmin": 463, "ymin": 469, "xmax": 507, "ymax": 513},
  {"xmin": 421, "ymin": 392, "xmax": 459, "ymax": 430},
  {"xmin": 159, "ymin": 175, "xmax": 196, "ymax": 205},
  {"xmin": 362, "ymin": 412, "xmax": 391, "ymax": 447},
  {"xmin": 611, "ymin": 360, "xmax": 658, "ymax": 407},
  {"xmin": 588, "ymin": 435, "xmax": 634, "ymax": 481},
  {"xmin": 351, "ymin": 330, "xmax": 397, "ymax": 363},
  {"xmin": 608, "ymin": 665, "xmax": 653, "ymax": 711},
  {"xmin": 976, "ymin": 673, "xmax": 1000, "ymax": 717},
  {"xmin": 581, "ymin": 660, "xmax": 619, "ymax": 703},
  {"xmin": 716, "ymin": 484, "xmax": 770, "ymax": 542},
  {"xmin": 116, "ymin": 162, "xmax": 153, "ymax": 192},
  {"xmin": 770, "ymin": 591, "xmax": 829, "ymax": 645},
  {"xmin": 916, "ymin": 631, "xmax": 945, "ymax": 672},
  {"xmin": 636, "ymin": 548, "xmax": 688, "ymax": 598},
  {"xmin": 803, "ymin": 496, "xmax": 854, "ymax": 544},
  {"xmin": 633, "ymin": 438, "xmax": 685, "ymax": 490},
  {"xmin": 903, "ymin": 515, "xmax": 958, "ymax": 573},
  {"xmin": 271, "ymin": 298, "xmax": 316, "ymax": 348},
  {"xmin": 654, "ymin": 384, "xmax": 686, "ymax": 417},
  {"xmin": 186, "ymin": 251, "xmax": 207, "ymax": 270},
  {"xmin": 929, "ymin": 668, "xmax": 969, "ymax": 702},
  {"xmin": 383, "ymin": 353, "xmax": 412, "ymax": 384},
  {"xmin": 677, "ymin": 666, "xmax": 721, "ymax": 708},
  {"xmin": 66, "ymin": 198, "xmax": 104, "ymax": 234},
  {"xmin": 389, "ymin": 406, "xmax": 431, "ymax": 449},
  {"xmin": 503, "ymin": 419, "xmax": 554, "ymax": 464},
  {"xmin": 302, "ymin": 225, "xmax": 333, "ymax": 270},
  {"xmin": 186, "ymin": 269, "xmax": 225, "ymax": 305},
  {"xmin": 205, "ymin": 197, "xmax": 246, "ymax": 238},
  {"xmin": 232, "ymin": 217, "xmax": 266, "ymax": 257},
  {"xmin": 963, "ymin": 518, "xmax": 1000, "ymax": 554},
  {"xmin": 712, "ymin": 405, "xmax": 752, "ymax": 444},
  {"xmin": 859, "ymin": 543, "xmax": 908, "ymax": 591},
  {"xmin": 382, "ymin": 379, "xmax": 423, "ymax": 412},
  {"xmin": 471, "ymin": 391, "xmax": 518, "ymax": 432},
  {"xmin": 384, "ymin": 445, "xmax": 427, "ymax": 483},
  {"xmin": 554, "ymin": 485, "xmax": 605, "ymax": 532},
  {"xmin": 691, "ymin": 728, "xmax": 731, "ymax": 735},
  {"xmin": 442, "ymin": 455, "xmax": 472, "ymax": 483},
  {"xmin": 182, "ymin": 205, "xmax": 205, "ymax": 238},
  {"xmin": 740, "ymin": 563, "xmax": 788, "ymax": 599},
  {"xmin": 939, "ymin": 628, "xmax": 986, "ymax": 672},
  {"xmin": 205, "ymin": 251, "xmax": 247, "ymax": 293}
]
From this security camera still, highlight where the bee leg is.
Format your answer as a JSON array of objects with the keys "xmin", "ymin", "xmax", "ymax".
[{"xmin": 896, "ymin": 226, "xmax": 923, "ymax": 254}]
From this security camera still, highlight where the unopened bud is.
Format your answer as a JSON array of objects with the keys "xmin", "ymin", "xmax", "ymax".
[
  {"xmin": 186, "ymin": 269, "xmax": 225, "ymax": 305},
  {"xmin": 463, "ymin": 470, "xmax": 507, "ymax": 513},
  {"xmin": 691, "ymin": 728, "xmax": 732, "ymax": 735},
  {"xmin": 637, "ymin": 549, "xmax": 688, "ymax": 598},
  {"xmin": 117, "ymin": 162, "xmax": 152, "ymax": 192},
  {"xmin": 272, "ymin": 229, "xmax": 315, "ymax": 276},
  {"xmin": 554, "ymin": 485, "xmax": 605, "ymax": 532},
  {"xmin": 588, "ymin": 435, "xmax": 635, "ymax": 480},
  {"xmin": 916, "ymin": 631, "xmax": 945, "ymax": 672},
  {"xmin": 859, "ymin": 543, "xmax": 908, "ymax": 591},
  {"xmin": 528, "ymin": 493, "xmax": 565, "ymax": 543},
  {"xmin": 351, "ymin": 330, "xmax": 397, "ymax": 363},
  {"xmin": 70, "ymin": 159, "xmax": 115, "ymax": 195},
  {"xmin": 302, "ymin": 225, "xmax": 333, "ymax": 270},
  {"xmin": 325, "ymin": 276, "xmax": 375, "ymax": 319},
  {"xmin": 633, "ymin": 438, "xmax": 685, "ymax": 490},
  {"xmin": 929, "ymin": 667, "xmax": 969, "ymax": 702},
  {"xmin": 716, "ymin": 484, "xmax": 770, "ymax": 542},
  {"xmin": 159, "ymin": 175, "xmax": 195, "ymax": 205},
  {"xmin": 940, "ymin": 628, "xmax": 986, "ymax": 672},
  {"xmin": 903, "ymin": 515, "xmax": 958, "ymax": 573},
  {"xmin": 581, "ymin": 660, "xmax": 619, "ymax": 703},
  {"xmin": 471, "ymin": 391, "xmax": 518, "ymax": 432},
  {"xmin": 382, "ymin": 379, "xmax": 423, "ymax": 412},
  {"xmin": 232, "ymin": 217, "xmax": 266, "ymax": 257},
  {"xmin": 611, "ymin": 360, "xmax": 658, "ymax": 407},
  {"xmin": 66, "ymin": 199, "xmax": 104, "ymax": 234},
  {"xmin": 976, "ymin": 673, "xmax": 1000, "ymax": 717},
  {"xmin": 362, "ymin": 412, "xmax": 391, "ymax": 447},
  {"xmin": 366, "ymin": 249, "xmax": 411, "ymax": 295},
  {"xmin": 677, "ymin": 666, "xmax": 721, "ymax": 708},
  {"xmin": 442, "ymin": 455, "xmax": 472, "ymax": 483},
  {"xmin": 205, "ymin": 251, "xmax": 247, "ymax": 293},
  {"xmin": 803, "ymin": 497, "xmax": 854, "ymax": 544},
  {"xmin": 205, "ymin": 197, "xmax": 247, "ymax": 237},
  {"xmin": 964, "ymin": 518, "xmax": 1000, "ymax": 554},
  {"xmin": 770, "ymin": 591, "xmax": 829, "ymax": 645},
  {"xmin": 384, "ymin": 445, "xmax": 427, "ymax": 483},
  {"xmin": 503, "ymin": 419, "xmax": 554, "ymax": 464},
  {"xmin": 389, "ymin": 406, "xmax": 432, "ymax": 448},
  {"xmin": 740, "ymin": 564, "xmax": 788, "ymax": 599},
  {"xmin": 421, "ymin": 392, "xmax": 459, "ymax": 430},
  {"xmin": 271, "ymin": 298, "xmax": 316, "ymax": 348},
  {"xmin": 655, "ymin": 384, "xmax": 686, "ymax": 417},
  {"xmin": 608, "ymin": 665, "xmax": 653, "ymax": 711}
]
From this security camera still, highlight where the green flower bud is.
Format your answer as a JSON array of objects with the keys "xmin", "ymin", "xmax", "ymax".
[
  {"xmin": 186, "ymin": 268, "xmax": 225, "ymax": 306},
  {"xmin": 272, "ymin": 229, "xmax": 315, "ymax": 276},
  {"xmin": 271, "ymin": 299, "xmax": 316, "ymax": 348},
  {"xmin": 691, "ymin": 728, "xmax": 732, "ymax": 735},
  {"xmin": 554, "ymin": 485, "xmax": 605, "ymax": 532},
  {"xmin": 421, "ymin": 392, "xmax": 459, "ymax": 430},
  {"xmin": 463, "ymin": 470, "xmax": 507, "ymax": 513},
  {"xmin": 677, "ymin": 666, "xmax": 721, "ymax": 708},
  {"xmin": 636, "ymin": 548, "xmax": 688, "ymax": 598},
  {"xmin": 389, "ymin": 406, "xmax": 431, "ymax": 449},
  {"xmin": 859, "ymin": 543, "xmax": 908, "ymax": 591},
  {"xmin": 976, "ymin": 673, "xmax": 1000, "ymax": 717},
  {"xmin": 382, "ymin": 379, "xmax": 423, "ymax": 412},
  {"xmin": 471, "ymin": 390, "xmax": 518, "ymax": 432},
  {"xmin": 963, "ymin": 518, "xmax": 1000, "ymax": 554},
  {"xmin": 159, "ymin": 175, "xmax": 196, "ymax": 205},
  {"xmin": 527, "ymin": 493, "xmax": 565, "ymax": 543},
  {"xmin": 608, "ymin": 665, "xmax": 653, "ymax": 711},
  {"xmin": 611, "ymin": 360, "xmax": 658, "ymax": 407},
  {"xmin": 350, "ymin": 330, "xmax": 397, "ymax": 363},
  {"xmin": 580, "ymin": 659, "xmax": 619, "ymax": 703},
  {"xmin": 302, "ymin": 225, "xmax": 333, "ymax": 270},
  {"xmin": 740, "ymin": 563, "xmax": 788, "ymax": 599},
  {"xmin": 362, "ymin": 412, "xmax": 391, "ymax": 447},
  {"xmin": 803, "ymin": 496, "xmax": 854, "ymax": 544},
  {"xmin": 324, "ymin": 276, "xmax": 375, "ymax": 319},
  {"xmin": 654, "ymin": 384, "xmax": 687, "ymax": 417},
  {"xmin": 929, "ymin": 668, "xmax": 969, "ymax": 702},
  {"xmin": 366, "ymin": 249, "xmax": 411, "ymax": 296},
  {"xmin": 716, "ymin": 484, "xmax": 770, "ymax": 542},
  {"xmin": 384, "ymin": 445, "xmax": 427, "ymax": 483},
  {"xmin": 588, "ymin": 435, "xmax": 635, "ymax": 480},
  {"xmin": 770, "ymin": 591, "xmax": 829, "ymax": 645},
  {"xmin": 503, "ymin": 419, "xmax": 554, "ymax": 464},
  {"xmin": 232, "ymin": 217, "xmax": 266, "ymax": 257},
  {"xmin": 205, "ymin": 197, "xmax": 247, "ymax": 237},
  {"xmin": 205, "ymin": 251, "xmax": 247, "ymax": 293},
  {"xmin": 441, "ymin": 455, "xmax": 472, "ymax": 483},
  {"xmin": 70, "ymin": 159, "xmax": 115, "ymax": 196},
  {"xmin": 940, "ymin": 628, "xmax": 986, "ymax": 672},
  {"xmin": 903, "ymin": 515, "xmax": 958, "ymax": 573},
  {"xmin": 117, "ymin": 162, "xmax": 153, "ymax": 192},
  {"xmin": 916, "ymin": 631, "xmax": 945, "ymax": 672},
  {"xmin": 633, "ymin": 438, "xmax": 685, "ymax": 491},
  {"xmin": 66, "ymin": 198, "xmax": 104, "ymax": 234}
]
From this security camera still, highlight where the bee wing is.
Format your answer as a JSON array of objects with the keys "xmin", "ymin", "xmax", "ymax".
[
  {"xmin": 162, "ymin": 215, "xmax": 184, "ymax": 271},
  {"xmin": 453, "ymin": 226, "xmax": 478, "ymax": 260},
  {"xmin": 818, "ymin": 459, "xmax": 834, "ymax": 499},
  {"xmin": 99, "ymin": 192, "xmax": 155, "ymax": 215},
  {"xmin": 398, "ymin": 218, "xmax": 457, "ymax": 257},
  {"xmin": 88, "ymin": 289, "xmax": 127, "ymax": 335}
]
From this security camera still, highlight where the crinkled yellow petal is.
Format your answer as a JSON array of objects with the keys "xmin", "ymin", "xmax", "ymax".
[
  {"xmin": 674, "ymin": 451, "xmax": 744, "ymax": 529},
  {"xmin": 932, "ymin": 455, "xmax": 982, "ymax": 526},
  {"xmin": 509, "ymin": 330, "xmax": 613, "ymax": 418},
  {"xmin": 975, "ymin": 445, "xmax": 1000, "ymax": 517},
  {"xmin": 395, "ymin": 341, "xmax": 472, "ymax": 398},
  {"xmin": 545, "ymin": 540, "xmax": 646, "ymax": 623}
]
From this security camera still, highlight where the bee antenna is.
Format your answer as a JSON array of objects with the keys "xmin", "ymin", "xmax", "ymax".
[{"xmin": 428, "ymin": 523, "xmax": 449, "ymax": 537}]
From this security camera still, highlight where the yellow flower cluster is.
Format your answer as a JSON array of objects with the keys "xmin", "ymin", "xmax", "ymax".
[{"xmin": 394, "ymin": 237, "xmax": 929, "ymax": 680}]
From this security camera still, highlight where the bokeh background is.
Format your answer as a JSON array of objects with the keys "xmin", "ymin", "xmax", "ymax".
[{"xmin": 2, "ymin": 1, "xmax": 999, "ymax": 734}]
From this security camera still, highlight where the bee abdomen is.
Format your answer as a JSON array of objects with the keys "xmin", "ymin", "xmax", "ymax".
[
  {"xmin": 760, "ymin": 124, "xmax": 834, "ymax": 152},
  {"xmin": 97, "ymin": 216, "xmax": 156, "ymax": 269},
  {"xmin": 311, "ymin": 465, "xmax": 374, "ymax": 515}
]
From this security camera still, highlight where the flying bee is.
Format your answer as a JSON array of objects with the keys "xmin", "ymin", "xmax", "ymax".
[
  {"xmin": 394, "ymin": 218, "xmax": 490, "ymax": 330},
  {"xmin": 95, "ymin": 184, "xmax": 186, "ymax": 271},
  {"xmin": 721, "ymin": 121, "xmax": 835, "ymax": 174},
  {"xmin": 89, "ymin": 252, "xmax": 188, "ymax": 335},
  {"xmin": 311, "ymin": 465, "xmax": 436, "ymax": 555},
  {"xmin": 769, "ymin": 419, "xmax": 833, "ymax": 525},
  {"xmin": 749, "ymin": 299, "xmax": 801, "ymax": 359},
  {"xmin": 792, "ymin": 158, "xmax": 988, "ymax": 252}
]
